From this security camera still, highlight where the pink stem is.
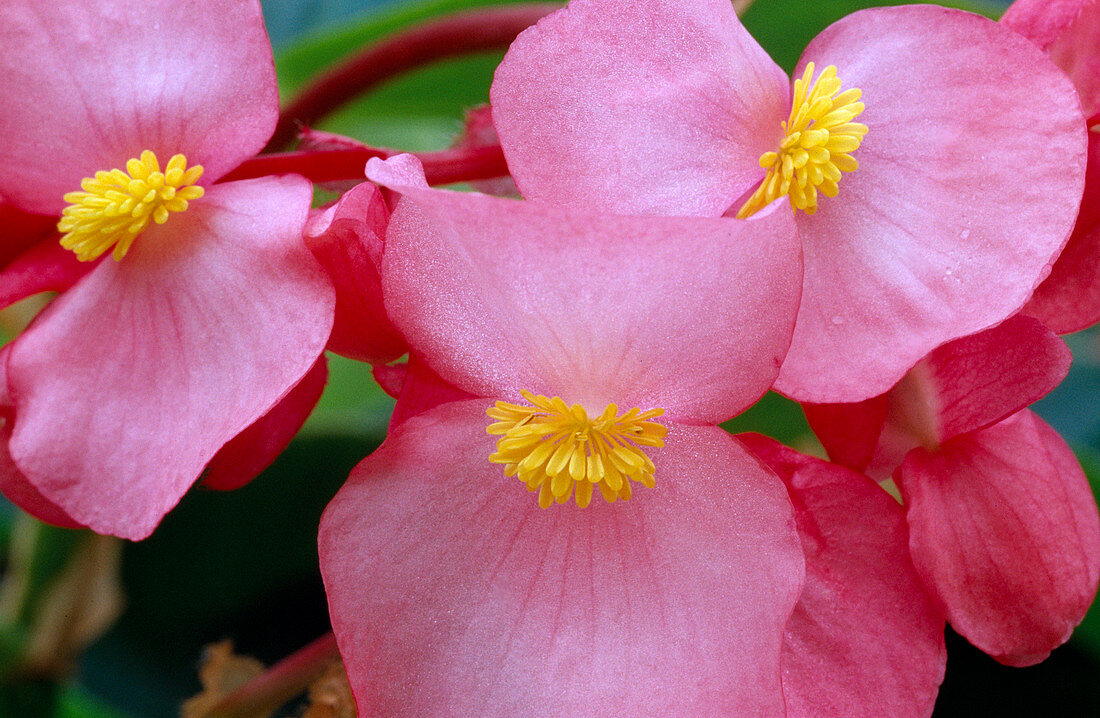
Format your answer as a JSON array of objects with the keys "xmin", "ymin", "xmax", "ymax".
[
  {"xmin": 201, "ymin": 633, "xmax": 341, "ymax": 718},
  {"xmin": 222, "ymin": 143, "xmax": 509, "ymax": 186},
  {"xmin": 267, "ymin": 3, "xmax": 560, "ymax": 150}
]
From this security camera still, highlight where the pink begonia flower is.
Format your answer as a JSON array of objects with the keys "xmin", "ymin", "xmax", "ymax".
[
  {"xmin": 740, "ymin": 434, "xmax": 946, "ymax": 718},
  {"xmin": 0, "ymin": 0, "xmax": 335, "ymax": 540},
  {"xmin": 319, "ymin": 156, "xmax": 806, "ymax": 714},
  {"xmin": 804, "ymin": 316, "xmax": 1100, "ymax": 666},
  {"xmin": 1003, "ymin": 0, "xmax": 1100, "ymax": 332},
  {"xmin": 491, "ymin": 0, "xmax": 1086, "ymax": 402}
]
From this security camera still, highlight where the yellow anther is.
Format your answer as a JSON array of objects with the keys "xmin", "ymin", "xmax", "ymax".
[
  {"xmin": 58, "ymin": 150, "xmax": 204, "ymax": 261},
  {"xmin": 486, "ymin": 390, "xmax": 667, "ymax": 508},
  {"xmin": 737, "ymin": 63, "xmax": 868, "ymax": 218}
]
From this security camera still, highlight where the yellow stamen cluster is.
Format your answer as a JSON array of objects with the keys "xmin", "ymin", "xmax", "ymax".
[
  {"xmin": 487, "ymin": 391, "xmax": 667, "ymax": 508},
  {"xmin": 58, "ymin": 150, "xmax": 204, "ymax": 262},
  {"xmin": 737, "ymin": 63, "xmax": 868, "ymax": 218}
]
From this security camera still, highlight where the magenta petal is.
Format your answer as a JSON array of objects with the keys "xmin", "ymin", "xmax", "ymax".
[
  {"xmin": 801, "ymin": 395, "xmax": 889, "ymax": 473},
  {"xmin": 203, "ymin": 356, "xmax": 328, "ymax": 492},
  {"xmin": 0, "ymin": 0, "xmax": 278, "ymax": 214},
  {"xmin": 490, "ymin": 0, "xmax": 789, "ymax": 216},
  {"xmin": 1023, "ymin": 133, "xmax": 1100, "ymax": 333},
  {"xmin": 1003, "ymin": 0, "xmax": 1100, "ymax": 118},
  {"xmin": 0, "ymin": 199, "xmax": 57, "ymax": 268},
  {"xmin": 0, "ymin": 347, "xmax": 82, "ymax": 529},
  {"xmin": 897, "ymin": 411, "xmax": 1100, "ymax": 666},
  {"xmin": 7, "ymin": 177, "xmax": 334, "ymax": 540},
  {"xmin": 742, "ymin": 434, "xmax": 945, "ymax": 718},
  {"xmin": 920, "ymin": 316, "xmax": 1071, "ymax": 441},
  {"xmin": 0, "ymin": 238, "xmax": 92, "ymax": 311},
  {"xmin": 320, "ymin": 402, "xmax": 803, "ymax": 716},
  {"xmin": 776, "ymin": 6, "xmax": 1086, "ymax": 402},
  {"xmin": 370, "ymin": 156, "xmax": 802, "ymax": 424},
  {"xmin": 305, "ymin": 182, "xmax": 407, "ymax": 364},
  {"xmin": 388, "ymin": 354, "xmax": 474, "ymax": 432}
]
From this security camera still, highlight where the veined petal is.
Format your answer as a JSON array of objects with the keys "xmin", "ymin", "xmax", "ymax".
[
  {"xmin": 305, "ymin": 181, "xmax": 407, "ymax": 364},
  {"xmin": 1002, "ymin": 0, "xmax": 1100, "ymax": 118},
  {"xmin": 319, "ymin": 401, "xmax": 803, "ymax": 716},
  {"xmin": 7, "ymin": 177, "xmax": 334, "ymax": 540},
  {"xmin": 742, "ymin": 434, "xmax": 945, "ymax": 718},
  {"xmin": 776, "ymin": 6, "xmax": 1086, "ymax": 402},
  {"xmin": 203, "ymin": 356, "xmax": 328, "ymax": 492},
  {"xmin": 0, "ymin": 346, "xmax": 83, "ymax": 529},
  {"xmin": 370, "ymin": 155, "xmax": 801, "ymax": 424},
  {"xmin": 806, "ymin": 316, "xmax": 1070, "ymax": 479},
  {"xmin": 491, "ymin": 0, "xmax": 790, "ymax": 216},
  {"xmin": 917, "ymin": 316, "xmax": 1070, "ymax": 441},
  {"xmin": 1023, "ymin": 132, "xmax": 1100, "ymax": 333},
  {"xmin": 897, "ymin": 410, "xmax": 1100, "ymax": 666},
  {"xmin": 0, "ymin": 0, "xmax": 278, "ymax": 214}
]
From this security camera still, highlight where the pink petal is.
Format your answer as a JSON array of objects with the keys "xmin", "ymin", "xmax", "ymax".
[
  {"xmin": 919, "ymin": 315, "xmax": 1071, "ymax": 441},
  {"xmin": 801, "ymin": 395, "xmax": 889, "ymax": 473},
  {"xmin": 0, "ymin": 346, "xmax": 82, "ymax": 529},
  {"xmin": 0, "ymin": 199, "xmax": 57, "ymax": 268},
  {"xmin": 370, "ymin": 155, "xmax": 801, "ymax": 424},
  {"xmin": 388, "ymin": 354, "xmax": 474, "ymax": 432},
  {"xmin": 1002, "ymin": 0, "xmax": 1100, "ymax": 118},
  {"xmin": 319, "ymin": 401, "xmax": 803, "ymax": 716},
  {"xmin": 776, "ymin": 6, "xmax": 1087, "ymax": 402},
  {"xmin": 897, "ymin": 410, "xmax": 1100, "ymax": 666},
  {"xmin": 371, "ymin": 362, "xmax": 406, "ymax": 399},
  {"xmin": 7, "ymin": 176, "xmax": 334, "ymax": 540},
  {"xmin": 0, "ymin": 238, "xmax": 92, "ymax": 311},
  {"xmin": 490, "ymin": 0, "xmax": 789, "ymax": 216},
  {"xmin": 305, "ymin": 182, "xmax": 407, "ymax": 364},
  {"xmin": 806, "ymin": 316, "xmax": 1071, "ymax": 478},
  {"xmin": 742, "ymin": 434, "xmax": 945, "ymax": 718},
  {"xmin": 203, "ymin": 356, "xmax": 328, "ymax": 492},
  {"xmin": 0, "ymin": 0, "xmax": 278, "ymax": 214},
  {"xmin": 1023, "ymin": 133, "xmax": 1100, "ymax": 333},
  {"xmin": 454, "ymin": 106, "xmax": 519, "ymax": 198}
]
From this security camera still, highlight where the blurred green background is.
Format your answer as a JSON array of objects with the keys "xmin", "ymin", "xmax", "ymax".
[{"xmin": 2, "ymin": 0, "xmax": 1098, "ymax": 716}]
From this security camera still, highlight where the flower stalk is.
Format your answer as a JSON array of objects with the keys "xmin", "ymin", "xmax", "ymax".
[
  {"xmin": 267, "ymin": 3, "xmax": 561, "ymax": 150},
  {"xmin": 197, "ymin": 633, "xmax": 340, "ymax": 718},
  {"xmin": 224, "ymin": 144, "xmax": 508, "ymax": 186}
]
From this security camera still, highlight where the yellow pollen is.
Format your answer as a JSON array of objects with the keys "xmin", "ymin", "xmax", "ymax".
[
  {"xmin": 57, "ymin": 150, "xmax": 204, "ymax": 262},
  {"xmin": 486, "ymin": 390, "xmax": 667, "ymax": 509},
  {"xmin": 737, "ymin": 62, "xmax": 868, "ymax": 218}
]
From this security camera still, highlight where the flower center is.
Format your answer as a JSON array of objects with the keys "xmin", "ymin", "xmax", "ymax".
[
  {"xmin": 487, "ymin": 390, "xmax": 666, "ymax": 509},
  {"xmin": 58, "ymin": 150, "xmax": 204, "ymax": 262},
  {"xmin": 737, "ymin": 63, "xmax": 867, "ymax": 218}
]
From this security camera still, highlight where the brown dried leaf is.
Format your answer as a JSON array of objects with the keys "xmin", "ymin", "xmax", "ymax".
[
  {"xmin": 182, "ymin": 641, "xmax": 269, "ymax": 718},
  {"xmin": 301, "ymin": 660, "xmax": 355, "ymax": 718}
]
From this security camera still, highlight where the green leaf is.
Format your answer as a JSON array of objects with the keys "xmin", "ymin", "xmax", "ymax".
[
  {"xmin": 57, "ymin": 685, "xmax": 134, "ymax": 718},
  {"xmin": 275, "ymin": 0, "xmax": 531, "ymax": 151},
  {"xmin": 743, "ymin": 0, "xmax": 1005, "ymax": 73},
  {"xmin": 300, "ymin": 353, "xmax": 394, "ymax": 439}
]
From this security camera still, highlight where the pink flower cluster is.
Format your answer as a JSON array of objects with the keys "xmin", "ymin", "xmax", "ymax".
[{"xmin": 0, "ymin": 0, "xmax": 1098, "ymax": 714}]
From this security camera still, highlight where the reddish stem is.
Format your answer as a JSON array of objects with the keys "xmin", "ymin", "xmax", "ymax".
[
  {"xmin": 267, "ymin": 3, "xmax": 560, "ymax": 150},
  {"xmin": 222, "ymin": 143, "xmax": 509, "ymax": 186},
  {"xmin": 201, "ymin": 633, "xmax": 340, "ymax": 718}
]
